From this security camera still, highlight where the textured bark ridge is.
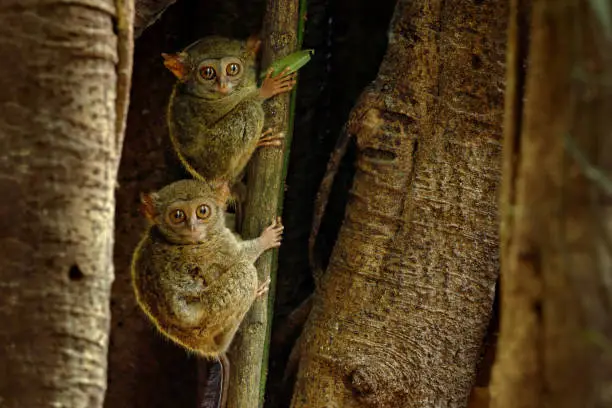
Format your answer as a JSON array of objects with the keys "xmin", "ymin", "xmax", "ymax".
[
  {"xmin": 226, "ymin": 0, "xmax": 300, "ymax": 406},
  {"xmin": 491, "ymin": 1, "xmax": 612, "ymax": 407},
  {"xmin": 0, "ymin": 0, "xmax": 133, "ymax": 407},
  {"xmin": 292, "ymin": 0, "xmax": 507, "ymax": 406}
]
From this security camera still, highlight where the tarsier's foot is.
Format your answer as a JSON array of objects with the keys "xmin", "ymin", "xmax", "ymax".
[
  {"xmin": 256, "ymin": 277, "xmax": 271, "ymax": 298},
  {"xmin": 257, "ymin": 128, "xmax": 285, "ymax": 148},
  {"xmin": 259, "ymin": 67, "xmax": 297, "ymax": 100},
  {"xmin": 260, "ymin": 216, "xmax": 284, "ymax": 250}
]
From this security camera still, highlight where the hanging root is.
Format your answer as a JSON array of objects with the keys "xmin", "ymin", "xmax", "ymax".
[{"xmin": 308, "ymin": 124, "xmax": 352, "ymax": 283}]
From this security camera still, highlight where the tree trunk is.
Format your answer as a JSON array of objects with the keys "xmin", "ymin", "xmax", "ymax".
[
  {"xmin": 490, "ymin": 1, "xmax": 612, "ymax": 407},
  {"xmin": 291, "ymin": 0, "xmax": 507, "ymax": 406},
  {"xmin": 226, "ymin": 0, "xmax": 301, "ymax": 406},
  {"xmin": 0, "ymin": 0, "xmax": 133, "ymax": 407}
]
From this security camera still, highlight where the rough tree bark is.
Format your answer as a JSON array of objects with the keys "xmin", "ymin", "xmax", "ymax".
[
  {"xmin": 491, "ymin": 1, "xmax": 612, "ymax": 407},
  {"xmin": 226, "ymin": 0, "xmax": 300, "ymax": 406},
  {"xmin": 0, "ymin": 0, "xmax": 133, "ymax": 407},
  {"xmin": 292, "ymin": 0, "xmax": 507, "ymax": 406}
]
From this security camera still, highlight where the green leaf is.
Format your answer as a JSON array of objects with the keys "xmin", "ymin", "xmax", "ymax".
[{"xmin": 260, "ymin": 49, "xmax": 315, "ymax": 78}]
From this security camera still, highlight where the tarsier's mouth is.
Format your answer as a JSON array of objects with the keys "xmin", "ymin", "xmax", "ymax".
[
  {"xmin": 216, "ymin": 84, "xmax": 232, "ymax": 94},
  {"xmin": 178, "ymin": 232, "xmax": 205, "ymax": 244}
]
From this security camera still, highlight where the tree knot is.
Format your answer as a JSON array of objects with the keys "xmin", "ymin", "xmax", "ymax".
[
  {"xmin": 348, "ymin": 365, "xmax": 378, "ymax": 397},
  {"xmin": 344, "ymin": 357, "xmax": 408, "ymax": 406}
]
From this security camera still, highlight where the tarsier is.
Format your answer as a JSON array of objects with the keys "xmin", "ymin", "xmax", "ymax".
[
  {"xmin": 131, "ymin": 179, "xmax": 283, "ymax": 407},
  {"xmin": 162, "ymin": 36, "xmax": 296, "ymax": 201}
]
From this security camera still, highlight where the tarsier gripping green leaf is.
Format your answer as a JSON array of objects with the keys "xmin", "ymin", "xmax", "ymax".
[
  {"xmin": 260, "ymin": 49, "xmax": 314, "ymax": 79},
  {"xmin": 162, "ymin": 36, "xmax": 297, "ymax": 203},
  {"xmin": 161, "ymin": 36, "xmax": 297, "ymax": 229}
]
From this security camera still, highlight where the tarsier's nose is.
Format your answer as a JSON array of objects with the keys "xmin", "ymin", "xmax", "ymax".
[
  {"xmin": 217, "ymin": 77, "xmax": 231, "ymax": 94},
  {"xmin": 188, "ymin": 220, "xmax": 197, "ymax": 231}
]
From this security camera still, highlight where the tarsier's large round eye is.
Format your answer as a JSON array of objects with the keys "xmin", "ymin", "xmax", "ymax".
[
  {"xmin": 196, "ymin": 204, "xmax": 211, "ymax": 220},
  {"xmin": 226, "ymin": 63, "xmax": 241, "ymax": 76},
  {"xmin": 171, "ymin": 209, "xmax": 186, "ymax": 223},
  {"xmin": 199, "ymin": 66, "xmax": 216, "ymax": 80}
]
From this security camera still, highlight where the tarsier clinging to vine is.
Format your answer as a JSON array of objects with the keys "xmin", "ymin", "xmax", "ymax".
[
  {"xmin": 131, "ymin": 179, "xmax": 284, "ymax": 408},
  {"xmin": 162, "ymin": 36, "xmax": 296, "ymax": 204}
]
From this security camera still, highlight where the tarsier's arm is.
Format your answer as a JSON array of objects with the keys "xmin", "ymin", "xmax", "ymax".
[{"xmin": 240, "ymin": 217, "xmax": 284, "ymax": 264}]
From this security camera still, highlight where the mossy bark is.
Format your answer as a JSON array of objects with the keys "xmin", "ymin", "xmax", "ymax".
[
  {"xmin": 490, "ymin": 1, "xmax": 612, "ymax": 407},
  {"xmin": 226, "ymin": 0, "xmax": 300, "ymax": 407},
  {"xmin": 291, "ymin": 0, "xmax": 507, "ymax": 406},
  {"xmin": 0, "ymin": 0, "xmax": 133, "ymax": 406}
]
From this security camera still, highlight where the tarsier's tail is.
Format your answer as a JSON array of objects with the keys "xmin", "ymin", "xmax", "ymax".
[{"xmin": 197, "ymin": 356, "xmax": 228, "ymax": 408}]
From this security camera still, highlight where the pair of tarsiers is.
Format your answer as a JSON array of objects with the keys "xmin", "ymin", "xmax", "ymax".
[{"xmin": 131, "ymin": 36, "xmax": 296, "ymax": 408}]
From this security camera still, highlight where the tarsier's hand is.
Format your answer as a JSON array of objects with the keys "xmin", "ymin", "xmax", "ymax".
[
  {"xmin": 259, "ymin": 67, "xmax": 296, "ymax": 100},
  {"xmin": 256, "ymin": 277, "xmax": 271, "ymax": 298},
  {"xmin": 259, "ymin": 217, "xmax": 284, "ymax": 250},
  {"xmin": 256, "ymin": 128, "xmax": 285, "ymax": 148}
]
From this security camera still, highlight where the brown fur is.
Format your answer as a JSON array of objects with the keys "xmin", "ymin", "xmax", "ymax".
[{"xmin": 131, "ymin": 179, "xmax": 283, "ymax": 356}]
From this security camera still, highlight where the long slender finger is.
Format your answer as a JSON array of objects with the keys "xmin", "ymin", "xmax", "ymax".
[
  {"xmin": 265, "ymin": 68, "xmax": 273, "ymax": 79},
  {"xmin": 260, "ymin": 136, "xmax": 285, "ymax": 143},
  {"xmin": 278, "ymin": 85, "xmax": 295, "ymax": 92},
  {"xmin": 257, "ymin": 141, "xmax": 283, "ymax": 148},
  {"xmin": 279, "ymin": 73, "xmax": 297, "ymax": 81},
  {"xmin": 273, "ymin": 67, "xmax": 292, "ymax": 79},
  {"xmin": 266, "ymin": 220, "xmax": 276, "ymax": 230},
  {"xmin": 277, "ymin": 73, "xmax": 296, "ymax": 81},
  {"xmin": 276, "ymin": 78, "xmax": 296, "ymax": 86},
  {"xmin": 279, "ymin": 71, "xmax": 297, "ymax": 80},
  {"xmin": 258, "ymin": 140, "xmax": 283, "ymax": 146},
  {"xmin": 257, "ymin": 142, "xmax": 282, "ymax": 147},
  {"xmin": 261, "ymin": 128, "xmax": 274, "ymax": 137}
]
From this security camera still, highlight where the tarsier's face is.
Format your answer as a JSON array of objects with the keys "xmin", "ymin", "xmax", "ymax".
[
  {"xmin": 161, "ymin": 198, "xmax": 215, "ymax": 244},
  {"xmin": 195, "ymin": 56, "xmax": 245, "ymax": 97},
  {"xmin": 162, "ymin": 36, "xmax": 260, "ymax": 100},
  {"xmin": 141, "ymin": 180, "xmax": 229, "ymax": 245}
]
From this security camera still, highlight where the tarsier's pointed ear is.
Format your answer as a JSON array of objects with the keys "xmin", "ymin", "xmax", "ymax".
[
  {"xmin": 246, "ymin": 35, "xmax": 262, "ymax": 56},
  {"xmin": 161, "ymin": 52, "xmax": 189, "ymax": 80},
  {"xmin": 140, "ymin": 192, "xmax": 159, "ymax": 223},
  {"xmin": 211, "ymin": 181, "xmax": 232, "ymax": 207}
]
